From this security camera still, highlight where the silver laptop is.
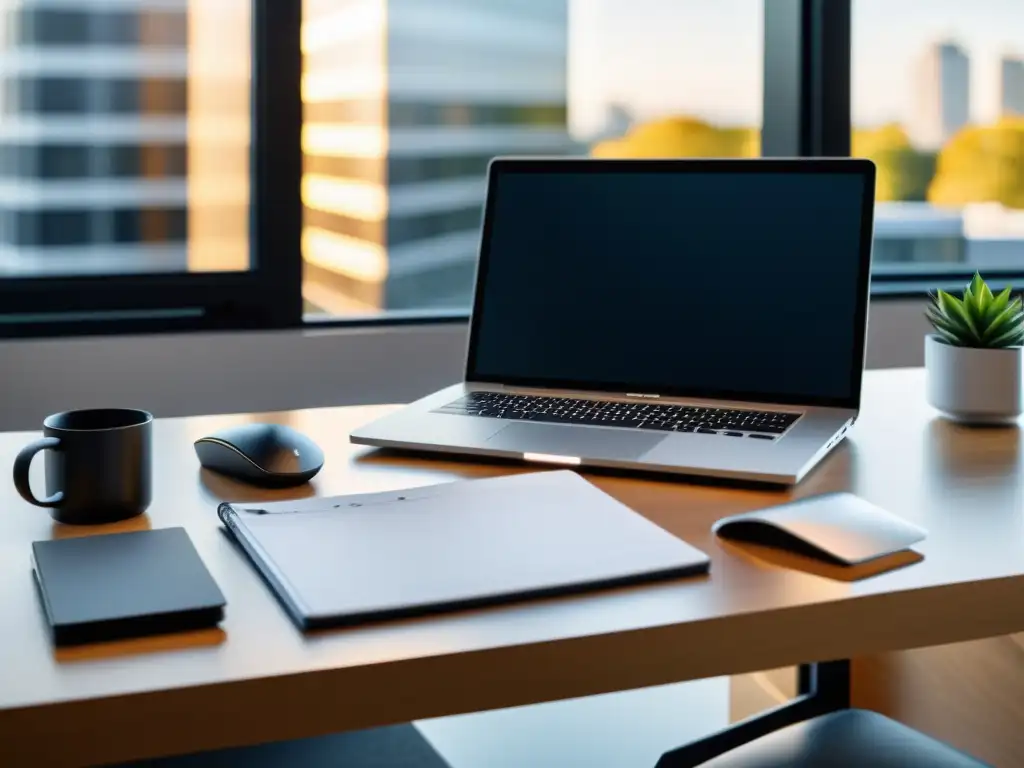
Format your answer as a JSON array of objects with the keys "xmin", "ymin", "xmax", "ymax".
[{"xmin": 352, "ymin": 158, "xmax": 876, "ymax": 485}]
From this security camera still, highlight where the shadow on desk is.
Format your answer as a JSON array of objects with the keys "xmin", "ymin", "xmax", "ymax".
[
  {"xmin": 925, "ymin": 418, "xmax": 1023, "ymax": 486},
  {"xmin": 196, "ymin": 469, "xmax": 318, "ymax": 504},
  {"xmin": 111, "ymin": 724, "xmax": 449, "ymax": 768},
  {"xmin": 351, "ymin": 445, "xmax": 844, "ymax": 495},
  {"xmin": 717, "ymin": 539, "xmax": 924, "ymax": 582},
  {"xmin": 49, "ymin": 514, "xmax": 152, "ymax": 540},
  {"xmin": 54, "ymin": 628, "xmax": 226, "ymax": 664}
]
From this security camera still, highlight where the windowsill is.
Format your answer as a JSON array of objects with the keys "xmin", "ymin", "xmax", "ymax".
[
  {"xmin": 302, "ymin": 307, "xmax": 471, "ymax": 328},
  {"xmin": 0, "ymin": 299, "xmax": 931, "ymax": 431},
  {"xmin": 869, "ymin": 274, "xmax": 1024, "ymax": 299},
  {"xmin": 297, "ymin": 280, "xmax": 952, "ymax": 328}
]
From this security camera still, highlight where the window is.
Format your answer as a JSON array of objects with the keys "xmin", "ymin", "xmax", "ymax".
[
  {"xmin": 852, "ymin": 1, "xmax": 1024, "ymax": 277},
  {"xmin": 11, "ymin": 9, "xmax": 92, "ymax": 46},
  {"xmin": 0, "ymin": 2, "xmax": 301, "ymax": 335},
  {"xmin": 0, "ymin": 4, "xmax": 241, "ymax": 274},
  {"xmin": 9, "ymin": 8, "xmax": 190, "ymax": 48},
  {"xmin": 299, "ymin": 0, "xmax": 763, "ymax": 317},
  {"xmin": 0, "ymin": 144, "xmax": 89, "ymax": 179},
  {"xmin": 92, "ymin": 11, "xmax": 141, "ymax": 46},
  {"xmin": 4, "ymin": 78, "xmax": 90, "ymax": 114},
  {"xmin": 3, "ymin": 1, "xmax": 1010, "ymax": 338},
  {"xmin": 104, "ymin": 78, "xmax": 189, "ymax": 114},
  {"xmin": 7, "ymin": 210, "xmax": 92, "ymax": 247}
]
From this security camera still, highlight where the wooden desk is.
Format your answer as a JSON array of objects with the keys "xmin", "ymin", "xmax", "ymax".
[{"xmin": 2, "ymin": 369, "xmax": 1024, "ymax": 766}]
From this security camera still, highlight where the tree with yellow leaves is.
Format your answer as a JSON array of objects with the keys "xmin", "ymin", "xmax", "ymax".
[
  {"xmin": 591, "ymin": 117, "xmax": 759, "ymax": 159},
  {"xmin": 852, "ymin": 123, "xmax": 936, "ymax": 202},
  {"xmin": 928, "ymin": 118, "xmax": 1024, "ymax": 209}
]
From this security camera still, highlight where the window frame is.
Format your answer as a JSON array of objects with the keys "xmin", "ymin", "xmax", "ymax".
[
  {"xmin": 3, "ymin": 0, "xmax": 994, "ymax": 340},
  {"xmin": 0, "ymin": 0, "xmax": 303, "ymax": 338},
  {"xmin": 307, "ymin": 0, "xmax": 817, "ymax": 331},
  {"xmin": 819, "ymin": 0, "xmax": 1024, "ymax": 294}
]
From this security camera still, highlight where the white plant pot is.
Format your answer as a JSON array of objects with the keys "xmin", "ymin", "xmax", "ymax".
[{"xmin": 925, "ymin": 334, "xmax": 1024, "ymax": 424}]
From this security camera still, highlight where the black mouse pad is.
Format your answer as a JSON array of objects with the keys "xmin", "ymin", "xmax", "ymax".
[{"xmin": 32, "ymin": 527, "xmax": 226, "ymax": 646}]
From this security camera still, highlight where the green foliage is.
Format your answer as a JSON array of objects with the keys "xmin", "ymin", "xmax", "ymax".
[
  {"xmin": 873, "ymin": 147, "xmax": 937, "ymax": 201},
  {"xmin": 929, "ymin": 118, "xmax": 1024, "ymax": 209},
  {"xmin": 852, "ymin": 122, "xmax": 912, "ymax": 156},
  {"xmin": 852, "ymin": 124, "xmax": 937, "ymax": 201},
  {"xmin": 592, "ymin": 115, "xmax": 1024, "ymax": 208},
  {"xmin": 926, "ymin": 273, "xmax": 1024, "ymax": 348}
]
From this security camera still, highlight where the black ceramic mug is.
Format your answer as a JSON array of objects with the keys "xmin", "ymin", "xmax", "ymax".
[{"xmin": 13, "ymin": 408, "xmax": 153, "ymax": 525}]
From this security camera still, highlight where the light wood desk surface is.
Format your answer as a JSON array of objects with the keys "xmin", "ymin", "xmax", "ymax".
[{"xmin": 2, "ymin": 369, "xmax": 1024, "ymax": 766}]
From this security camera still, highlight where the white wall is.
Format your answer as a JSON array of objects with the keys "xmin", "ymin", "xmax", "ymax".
[{"xmin": 0, "ymin": 299, "xmax": 930, "ymax": 431}]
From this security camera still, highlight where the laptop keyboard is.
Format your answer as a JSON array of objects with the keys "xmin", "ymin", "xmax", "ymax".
[{"xmin": 437, "ymin": 392, "xmax": 800, "ymax": 439}]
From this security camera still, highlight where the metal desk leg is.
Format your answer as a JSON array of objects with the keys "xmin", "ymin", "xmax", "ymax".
[{"xmin": 654, "ymin": 660, "xmax": 851, "ymax": 768}]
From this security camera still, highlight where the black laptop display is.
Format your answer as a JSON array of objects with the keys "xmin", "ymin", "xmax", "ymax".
[{"xmin": 467, "ymin": 159, "xmax": 874, "ymax": 409}]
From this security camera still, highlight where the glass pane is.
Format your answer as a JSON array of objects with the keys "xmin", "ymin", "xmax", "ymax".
[
  {"xmin": 301, "ymin": 0, "xmax": 763, "ymax": 317},
  {"xmin": 853, "ymin": 1, "xmax": 1024, "ymax": 275},
  {"xmin": 0, "ymin": 2, "xmax": 252, "ymax": 277}
]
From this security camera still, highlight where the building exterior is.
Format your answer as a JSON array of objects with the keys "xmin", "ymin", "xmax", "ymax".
[
  {"xmin": 911, "ymin": 41, "xmax": 970, "ymax": 151},
  {"xmin": 0, "ymin": 0, "xmax": 194, "ymax": 276},
  {"xmin": 301, "ymin": 0, "xmax": 572, "ymax": 313},
  {"xmin": 872, "ymin": 201, "xmax": 1024, "ymax": 272},
  {"xmin": 872, "ymin": 201, "xmax": 966, "ymax": 267},
  {"xmin": 1000, "ymin": 54, "xmax": 1024, "ymax": 117},
  {"xmin": 597, "ymin": 103, "xmax": 634, "ymax": 141}
]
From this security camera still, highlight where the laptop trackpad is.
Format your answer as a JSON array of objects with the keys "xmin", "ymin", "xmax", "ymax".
[{"xmin": 486, "ymin": 423, "xmax": 665, "ymax": 461}]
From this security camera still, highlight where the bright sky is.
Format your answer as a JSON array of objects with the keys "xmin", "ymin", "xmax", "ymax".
[{"xmin": 568, "ymin": 0, "xmax": 1024, "ymax": 136}]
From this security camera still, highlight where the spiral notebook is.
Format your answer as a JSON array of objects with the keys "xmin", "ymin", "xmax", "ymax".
[{"xmin": 219, "ymin": 470, "xmax": 709, "ymax": 630}]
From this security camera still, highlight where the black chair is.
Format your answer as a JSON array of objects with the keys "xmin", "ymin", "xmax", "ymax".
[
  {"xmin": 685, "ymin": 709, "xmax": 990, "ymax": 768},
  {"xmin": 115, "ymin": 724, "xmax": 451, "ymax": 767},
  {"xmin": 119, "ymin": 709, "xmax": 990, "ymax": 768}
]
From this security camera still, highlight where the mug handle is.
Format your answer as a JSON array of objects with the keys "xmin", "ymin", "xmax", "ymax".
[{"xmin": 13, "ymin": 437, "xmax": 63, "ymax": 508}]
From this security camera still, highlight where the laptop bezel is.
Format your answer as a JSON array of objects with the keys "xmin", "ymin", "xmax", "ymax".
[{"xmin": 463, "ymin": 157, "xmax": 876, "ymax": 411}]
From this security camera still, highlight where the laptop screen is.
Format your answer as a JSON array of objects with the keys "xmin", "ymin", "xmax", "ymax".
[{"xmin": 466, "ymin": 159, "xmax": 875, "ymax": 409}]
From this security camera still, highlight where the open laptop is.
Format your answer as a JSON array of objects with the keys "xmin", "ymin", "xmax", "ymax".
[{"xmin": 351, "ymin": 158, "xmax": 876, "ymax": 485}]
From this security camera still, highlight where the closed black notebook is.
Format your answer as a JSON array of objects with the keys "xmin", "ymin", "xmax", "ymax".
[{"xmin": 32, "ymin": 527, "xmax": 226, "ymax": 646}]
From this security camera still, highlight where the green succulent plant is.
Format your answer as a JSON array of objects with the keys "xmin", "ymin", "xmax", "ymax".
[{"xmin": 926, "ymin": 273, "xmax": 1024, "ymax": 349}]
